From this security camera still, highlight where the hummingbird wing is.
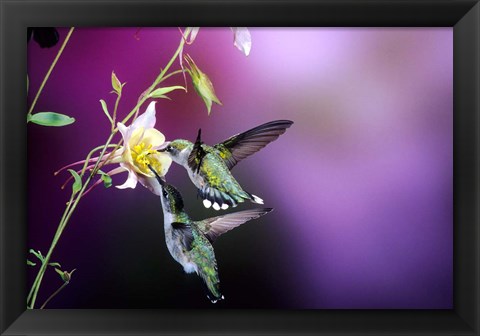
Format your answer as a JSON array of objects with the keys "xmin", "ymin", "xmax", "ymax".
[
  {"xmin": 187, "ymin": 129, "xmax": 207, "ymax": 174},
  {"xmin": 196, "ymin": 208, "xmax": 273, "ymax": 243},
  {"xmin": 171, "ymin": 222, "xmax": 194, "ymax": 250},
  {"xmin": 214, "ymin": 120, "xmax": 293, "ymax": 170}
]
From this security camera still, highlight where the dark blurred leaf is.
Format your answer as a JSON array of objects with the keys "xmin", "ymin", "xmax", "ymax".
[{"xmin": 28, "ymin": 28, "xmax": 59, "ymax": 48}]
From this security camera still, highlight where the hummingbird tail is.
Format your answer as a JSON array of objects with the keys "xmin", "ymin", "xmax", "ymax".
[
  {"xmin": 247, "ymin": 193, "xmax": 264, "ymax": 205},
  {"xmin": 198, "ymin": 271, "xmax": 223, "ymax": 303},
  {"xmin": 204, "ymin": 282, "xmax": 224, "ymax": 304}
]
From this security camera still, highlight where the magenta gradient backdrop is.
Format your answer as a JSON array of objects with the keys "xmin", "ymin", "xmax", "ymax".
[{"xmin": 27, "ymin": 28, "xmax": 452, "ymax": 309}]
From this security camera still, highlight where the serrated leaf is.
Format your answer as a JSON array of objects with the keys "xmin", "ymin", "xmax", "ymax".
[
  {"xmin": 111, "ymin": 71, "xmax": 122, "ymax": 94},
  {"xmin": 149, "ymin": 86, "xmax": 186, "ymax": 98},
  {"xmin": 99, "ymin": 100, "xmax": 113, "ymax": 123},
  {"xmin": 49, "ymin": 262, "xmax": 61, "ymax": 268},
  {"xmin": 67, "ymin": 169, "xmax": 82, "ymax": 194},
  {"xmin": 29, "ymin": 112, "xmax": 75, "ymax": 127},
  {"xmin": 27, "ymin": 260, "xmax": 36, "ymax": 266}
]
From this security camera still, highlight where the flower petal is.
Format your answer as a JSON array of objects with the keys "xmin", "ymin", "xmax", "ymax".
[
  {"xmin": 231, "ymin": 27, "xmax": 251, "ymax": 56},
  {"xmin": 189, "ymin": 27, "xmax": 200, "ymax": 44},
  {"xmin": 137, "ymin": 175, "xmax": 162, "ymax": 196},
  {"xmin": 155, "ymin": 153, "xmax": 172, "ymax": 175},
  {"xmin": 132, "ymin": 101, "xmax": 156, "ymax": 129},
  {"xmin": 142, "ymin": 128, "xmax": 166, "ymax": 148},
  {"xmin": 117, "ymin": 122, "xmax": 131, "ymax": 143},
  {"xmin": 115, "ymin": 164, "xmax": 138, "ymax": 190}
]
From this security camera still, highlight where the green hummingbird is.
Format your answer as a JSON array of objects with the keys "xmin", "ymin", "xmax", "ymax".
[
  {"xmin": 149, "ymin": 165, "xmax": 273, "ymax": 303},
  {"xmin": 158, "ymin": 120, "xmax": 293, "ymax": 210}
]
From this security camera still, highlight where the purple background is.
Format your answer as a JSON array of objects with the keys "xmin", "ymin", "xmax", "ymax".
[{"xmin": 27, "ymin": 28, "xmax": 453, "ymax": 309}]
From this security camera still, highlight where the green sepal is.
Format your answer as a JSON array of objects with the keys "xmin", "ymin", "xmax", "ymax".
[{"xmin": 111, "ymin": 71, "xmax": 122, "ymax": 94}]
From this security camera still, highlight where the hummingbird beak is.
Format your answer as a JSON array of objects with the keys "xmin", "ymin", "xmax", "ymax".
[
  {"xmin": 147, "ymin": 164, "xmax": 166, "ymax": 186},
  {"xmin": 157, "ymin": 141, "xmax": 170, "ymax": 153}
]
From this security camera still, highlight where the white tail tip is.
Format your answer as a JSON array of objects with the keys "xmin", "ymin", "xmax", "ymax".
[
  {"xmin": 203, "ymin": 199, "xmax": 212, "ymax": 208},
  {"xmin": 212, "ymin": 202, "xmax": 221, "ymax": 211},
  {"xmin": 252, "ymin": 194, "xmax": 264, "ymax": 204},
  {"xmin": 221, "ymin": 203, "xmax": 229, "ymax": 210}
]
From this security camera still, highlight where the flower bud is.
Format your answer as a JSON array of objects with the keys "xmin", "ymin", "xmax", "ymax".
[{"xmin": 184, "ymin": 54, "xmax": 222, "ymax": 115}]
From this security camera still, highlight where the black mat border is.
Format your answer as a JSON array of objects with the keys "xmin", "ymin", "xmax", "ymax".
[{"xmin": 1, "ymin": 0, "xmax": 479, "ymax": 335}]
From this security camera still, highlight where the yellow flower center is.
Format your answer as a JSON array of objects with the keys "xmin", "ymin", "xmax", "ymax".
[{"xmin": 130, "ymin": 142, "xmax": 162, "ymax": 176}]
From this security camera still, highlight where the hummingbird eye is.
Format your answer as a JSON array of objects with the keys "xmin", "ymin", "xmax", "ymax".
[
  {"xmin": 162, "ymin": 190, "xmax": 168, "ymax": 198},
  {"xmin": 166, "ymin": 145, "xmax": 173, "ymax": 153}
]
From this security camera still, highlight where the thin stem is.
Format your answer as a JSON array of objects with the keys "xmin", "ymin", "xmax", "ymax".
[
  {"xmin": 39, "ymin": 281, "xmax": 69, "ymax": 309},
  {"xmin": 28, "ymin": 133, "xmax": 115, "ymax": 309},
  {"xmin": 27, "ymin": 27, "xmax": 75, "ymax": 118},
  {"xmin": 27, "ymin": 28, "xmax": 190, "ymax": 309},
  {"xmin": 158, "ymin": 69, "xmax": 185, "ymax": 84},
  {"xmin": 27, "ymin": 191, "xmax": 75, "ymax": 306},
  {"xmin": 111, "ymin": 92, "xmax": 122, "ymax": 132},
  {"xmin": 119, "ymin": 27, "xmax": 190, "ymax": 128}
]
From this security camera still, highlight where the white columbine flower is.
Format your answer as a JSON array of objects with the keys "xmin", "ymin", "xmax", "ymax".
[
  {"xmin": 56, "ymin": 101, "xmax": 172, "ymax": 196},
  {"xmin": 115, "ymin": 102, "xmax": 172, "ymax": 194}
]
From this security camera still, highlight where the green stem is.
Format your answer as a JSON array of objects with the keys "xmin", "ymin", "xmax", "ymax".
[
  {"xmin": 27, "ymin": 27, "xmax": 190, "ymax": 309},
  {"xmin": 28, "ymin": 133, "xmax": 115, "ymax": 309},
  {"xmin": 158, "ymin": 69, "xmax": 185, "ymax": 84},
  {"xmin": 27, "ymin": 191, "xmax": 75, "ymax": 306},
  {"xmin": 111, "ymin": 91, "xmax": 122, "ymax": 132},
  {"xmin": 39, "ymin": 281, "xmax": 69, "ymax": 309},
  {"xmin": 119, "ymin": 27, "xmax": 190, "ymax": 128},
  {"xmin": 27, "ymin": 27, "xmax": 75, "ymax": 119},
  {"xmin": 80, "ymin": 144, "xmax": 118, "ymax": 176}
]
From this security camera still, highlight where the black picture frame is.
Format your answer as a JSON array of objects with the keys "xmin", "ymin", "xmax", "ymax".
[{"xmin": 1, "ymin": 0, "xmax": 479, "ymax": 335}]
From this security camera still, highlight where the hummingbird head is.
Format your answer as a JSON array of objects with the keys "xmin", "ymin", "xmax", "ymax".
[
  {"xmin": 158, "ymin": 139, "xmax": 192, "ymax": 163},
  {"xmin": 148, "ymin": 164, "xmax": 184, "ymax": 213}
]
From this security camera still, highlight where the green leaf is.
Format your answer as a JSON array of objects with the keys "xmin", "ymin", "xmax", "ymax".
[
  {"xmin": 49, "ymin": 262, "xmax": 62, "ymax": 268},
  {"xmin": 29, "ymin": 112, "xmax": 75, "ymax": 127},
  {"xmin": 99, "ymin": 100, "xmax": 113, "ymax": 123},
  {"xmin": 111, "ymin": 71, "xmax": 122, "ymax": 94},
  {"xmin": 97, "ymin": 170, "xmax": 112, "ymax": 188},
  {"xmin": 156, "ymin": 95, "xmax": 172, "ymax": 100},
  {"xmin": 27, "ymin": 260, "xmax": 36, "ymax": 266},
  {"xmin": 101, "ymin": 174, "xmax": 112, "ymax": 188},
  {"xmin": 67, "ymin": 169, "xmax": 82, "ymax": 194},
  {"xmin": 149, "ymin": 86, "xmax": 186, "ymax": 98},
  {"xmin": 29, "ymin": 249, "xmax": 44, "ymax": 262},
  {"xmin": 54, "ymin": 268, "xmax": 69, "ymax": 282}
]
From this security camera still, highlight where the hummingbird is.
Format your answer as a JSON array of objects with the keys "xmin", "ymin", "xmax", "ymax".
[
  {"xmin": 158, "ymin": 120, "xmax": 293, "ymax": 210},
  {"xmin": 149, "ymin": 165, "xmax": 273, "ymax": 303}
]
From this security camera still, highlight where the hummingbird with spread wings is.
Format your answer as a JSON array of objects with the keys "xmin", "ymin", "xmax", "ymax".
[
  {"xmin": 158, "ymin": 120, "xmax": 293, "ymax": 210},
  {"xmin": 150, "ymin": 166, "xmax": 272, "ymax": 303}
]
